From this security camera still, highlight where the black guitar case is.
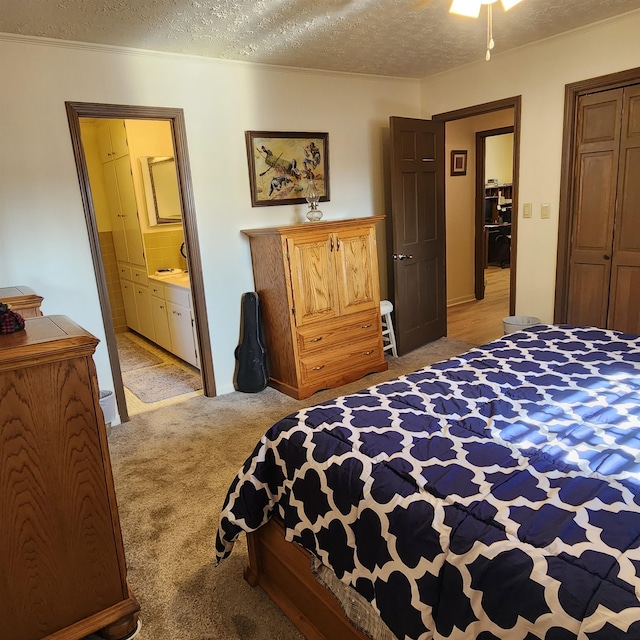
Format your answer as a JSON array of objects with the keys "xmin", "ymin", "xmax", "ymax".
[{"xmin": 234, "ymin": 292, "xmax": 268, "ymax": 393}]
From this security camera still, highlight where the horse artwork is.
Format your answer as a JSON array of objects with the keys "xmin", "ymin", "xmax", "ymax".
[{"xmin": 245, "ymin": 131, "xmax": 330, "ymax": 207}]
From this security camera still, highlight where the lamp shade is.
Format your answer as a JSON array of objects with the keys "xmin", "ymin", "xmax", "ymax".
[{"xmin": 500, "ymin": 0, "xmax": 523, "ymax": 9}]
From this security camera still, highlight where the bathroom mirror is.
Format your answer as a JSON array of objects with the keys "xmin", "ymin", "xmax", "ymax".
[{"xmin": 141, "ymin": 156, "xmax": 182, "ymax": 225}]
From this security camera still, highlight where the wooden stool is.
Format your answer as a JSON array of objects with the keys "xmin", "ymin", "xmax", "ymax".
[{"xmin": 380, "ymin": 299, "xmax": 398, "ymax": 357}]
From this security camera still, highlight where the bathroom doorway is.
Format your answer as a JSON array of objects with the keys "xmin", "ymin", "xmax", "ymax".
[{"xmin": 66, "ymin": 102, "xmax": 216, "ymax": 423}]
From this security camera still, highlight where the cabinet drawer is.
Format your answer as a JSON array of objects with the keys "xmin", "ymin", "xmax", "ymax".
[
  {"xmin": 118, "ymin": 264, "xmax": 132, "ymax": 281},
  {"xmin": 297, "ymin": 310, "xmax": 379, "ymax": 355},
  {"xmin": 131, "ymin": 267, "xmax": 148, "ymax": 285},
  {"xmin": 149, "ymin": 281, "xmax": 166, "ymax": 299},
  {"xmin": 299, "ymin": 337, "xmax": 381, "ymax": 386},
  {"xmin": 165, "ymin": 284, "xmax": 190, "ymax": 308}
]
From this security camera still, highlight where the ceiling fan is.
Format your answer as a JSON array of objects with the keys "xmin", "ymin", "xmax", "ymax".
[{"xmin": 415, "ymin": 0, "xmax": 525, "ymax": 60}]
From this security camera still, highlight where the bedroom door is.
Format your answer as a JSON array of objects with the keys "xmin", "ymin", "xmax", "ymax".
[
  {"xmin": 563, "ymin": 83, "xmax": 640, "ymax": 332},
  {"xmin": 388, "ymin": 116, "xmax": 446, "ymax": 355}
]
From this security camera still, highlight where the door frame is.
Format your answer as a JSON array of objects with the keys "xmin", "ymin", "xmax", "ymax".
[
  {"xmin": 554, "ymin": 66, "xmax": 640, "ymax": 323},
  {"xmin": 433, "ymin": 96, "xmax": 521, "ymax": 316},
  {"xmin": 475, "ymin": 126, "xmax": 514, "ymax": 300},
  {"xmin": 66, "ymin": 101, "xmax": 216, "ymax": 423}
]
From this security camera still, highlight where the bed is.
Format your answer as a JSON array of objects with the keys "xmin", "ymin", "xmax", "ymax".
[{"xmin": 216, "ymin": 324, "xmax": 640, "ymax": 640}]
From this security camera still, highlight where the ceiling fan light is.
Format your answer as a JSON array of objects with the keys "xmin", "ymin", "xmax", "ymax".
[
  {"xmin": 449, "ymin": 0, "xmax": 482, "ymax": 19},
  {"xmin": 501, "ymin": 0, "xmax": 523, "ymax": 10}
]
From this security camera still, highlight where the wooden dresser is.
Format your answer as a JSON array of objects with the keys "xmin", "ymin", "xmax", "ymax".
[
  {"xmin": 0, "ymin": 315, "xmax": 139, "ymax": 640},
  {"xmin": 242, "ymin": 216, "xmax": 387, "ymax": 399},
  {"xmin": 0, "ymin": 285, "xmax": 44, "ymax": 318}
]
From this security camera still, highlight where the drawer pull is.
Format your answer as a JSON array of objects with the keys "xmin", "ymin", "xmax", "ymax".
[
  {"xmin": 309, "ymin": 337, "xmax": 323, "ymax": 343},
  {"xmin": 363, "ymin": 350, "xmax": 374, "ymax": 355},
  {"xmin": 312, "ymin": 365, "xmax": 325, "ymax": 371},
  {"xmin": 361, "ymin": 324, "xmax": 372, "ymax": 329}
]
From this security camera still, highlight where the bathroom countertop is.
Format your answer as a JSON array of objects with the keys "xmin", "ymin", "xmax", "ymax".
[{"xmin": 148, "ymin": 272, "xmax": 190, "ymax": 289}]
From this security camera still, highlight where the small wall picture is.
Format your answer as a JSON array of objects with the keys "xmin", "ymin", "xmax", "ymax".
[
  {"xmin": 450, "ymin": 150, "xmax": 468, "ymax": 176},
  {"xmin": 245, "ymin": 131, "xmax": 330, "ymax": 207}
]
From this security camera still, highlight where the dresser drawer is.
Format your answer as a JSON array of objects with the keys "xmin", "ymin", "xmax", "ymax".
[
  {"xmin": 299, "ymin": 336, "xmax": 381, "ymax": 386},
  {"xmin": 297, "ymin": 309, "xmax": 379, "ymax": 355}
]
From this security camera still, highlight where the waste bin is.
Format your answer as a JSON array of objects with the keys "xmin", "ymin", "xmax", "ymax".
[
  {"xmin": 503, "ymin": 315, "xmax": 541, "ymax": 334},
  {"xmin": 99, "ymin": 389, "xmax": 116, "ymax": 427}
]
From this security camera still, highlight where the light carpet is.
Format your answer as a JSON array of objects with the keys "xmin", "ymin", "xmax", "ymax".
[{"xmin": 86, "ymin": 337, "xmax": 474, "ymax": 640}]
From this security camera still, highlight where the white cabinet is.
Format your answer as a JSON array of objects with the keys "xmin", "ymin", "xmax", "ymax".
[
  {"xmin": 120, "ymin": 279, "xmax": 139, "ymax": 333},
  {"xmin": 150, "ymin": 284, "xmax": 172, "ymax": 351},
  {"xmin": 103, "ymin": 155, "xmax": 145, "ymax": 267},
  {"xmin": 151, "ymin": 280, "xmax": 200, "ymax": 369},
  {"xmin": 134, "ymin": 284, "xmax": 154, "ymax": 340},
  {"xmin": 97, "ymin": 119, "xmax": 129, "ymax": 163}
]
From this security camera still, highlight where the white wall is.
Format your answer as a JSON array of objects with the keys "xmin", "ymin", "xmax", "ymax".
[
  {"xmin": 422, "ymin": 10, "xmax": 640, "ymax": 322},
  {"xmin": 0, "ymin": 35, "xmax": 420, "ymax": 398}
]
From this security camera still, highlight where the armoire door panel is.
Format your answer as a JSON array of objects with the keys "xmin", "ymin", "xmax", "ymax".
[
  {"xmin": 288, "ymin": 237, "xmax": 337, "ymax": 326},
  {"xmin": 567, "ymin": 262, "xmax": 609, "ymax": 328},
  {"xmin": 334, "ymin": 228, "xmax": 379, "ymax": 316},
  {"xmin": 615, "ymin": 147, "xmax": 640, "ymax": 252}
]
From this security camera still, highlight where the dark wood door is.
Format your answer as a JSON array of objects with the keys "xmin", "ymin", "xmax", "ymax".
[
  {"xmin": 566, "ymin": 89, "xmax": 623, "ymax": 327},
  {"xmin": 388, "ymin": 116, "xmax": 446, "ymax": 354},
  {"xmin": 608, "ymin": 84, "xmax": 640, "ymax": 333}
]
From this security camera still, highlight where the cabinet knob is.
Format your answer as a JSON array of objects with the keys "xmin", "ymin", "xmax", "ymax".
[
  {"xmin": 312, "ymin": 365, "xmax": 325, "ymax": 371},
  {"xmin": 361, "ymin": 324, "xmax": 372, "ymax": 329},
  {"xmin": 603, "ymin": 254, "xmax": 611, "ymax": 260},
  {"xmin": 363, "ymin": 350, "xmax": 374, "ymax": 355},
  {"xmin": 309, "ymin": 337, "xmax": 323, "ymax": 343}
]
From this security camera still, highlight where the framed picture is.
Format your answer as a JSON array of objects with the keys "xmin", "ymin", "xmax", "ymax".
[
  {"xmin": 245, "ymin": 131, "xmax": 330, "ymax": 207},
  {"xmin": 450, "ymin": 150, "xmax": 468, "ymax": 176}
]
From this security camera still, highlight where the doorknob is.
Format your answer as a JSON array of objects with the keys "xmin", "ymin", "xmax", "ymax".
[{"xmin": 393, "ymin": 253, "xmax": 414, "ymax": 260}]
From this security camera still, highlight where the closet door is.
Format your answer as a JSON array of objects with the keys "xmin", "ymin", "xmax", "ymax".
[
  {"xmin": 608, "ymin": 85, "xmax": 640, "ymax": 334},
  {"xmin": 566, "ymin": 89, "xmax": 622, "ymax": 328}
]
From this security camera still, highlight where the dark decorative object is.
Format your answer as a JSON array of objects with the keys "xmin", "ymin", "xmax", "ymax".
[
  {"xmin": 0, "ymin": 302, "xmax": 25, "ymax": 334},
  {"xmin": 450, "ymin": 150, "xmax": 468, "ymax": 176},
  {"xmin": 234, "ymin": 292, "xmax": 268, "ymax": 393},
  {"xmin": 245, "ymin": 131, "xmax": 329, "ymax": 207}
]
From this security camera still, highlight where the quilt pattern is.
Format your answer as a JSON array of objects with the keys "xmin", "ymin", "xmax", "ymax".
[{"xmin": 216, "ymin": 325, "xmax": 640, "ymax": 639}]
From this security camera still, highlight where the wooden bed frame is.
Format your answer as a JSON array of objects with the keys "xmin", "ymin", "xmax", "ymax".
[{"xmin": 245, "ymin": 518, "xmax": 370, "ymax": 640}]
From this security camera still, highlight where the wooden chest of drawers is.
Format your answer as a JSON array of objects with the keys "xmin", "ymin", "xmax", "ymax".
[
  {"xmin": 0, "ymin": 315, "xmax": 139, "ymax": 640},
  {"xmin": 242, "ymin": 217, "xmax": 387, "ymax": 399}
]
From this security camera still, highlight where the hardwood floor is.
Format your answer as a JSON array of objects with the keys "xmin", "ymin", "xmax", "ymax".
[{"xmin": 447, "ymin": 267, "xmax": 510, "ymax": 345}]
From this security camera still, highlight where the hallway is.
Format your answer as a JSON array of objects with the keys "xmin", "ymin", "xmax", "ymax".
[{"xmin": 447, "ymin": 267, "xmax": 510, "ymax": 345}]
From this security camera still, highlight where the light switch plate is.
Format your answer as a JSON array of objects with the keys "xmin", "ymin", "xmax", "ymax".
[
  {"xmin": 541, "ymin": 203, "xmax": 551, "ymax": 219},
  {"xmin": 523, "ymin": 203, "xmax": 532, "ymax": 218}
]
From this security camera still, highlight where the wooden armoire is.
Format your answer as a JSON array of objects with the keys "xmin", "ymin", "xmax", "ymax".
[
  {"xmin": 557, "ymin": 79, "xmax": 640, "ymax": 333},
  {"xmin": 0, "ymin": 315, "xmax": 139, "ymax": 640},
  {"xmin": 242, "ymin": 216, "xmax": 388, "ymax": 400}
]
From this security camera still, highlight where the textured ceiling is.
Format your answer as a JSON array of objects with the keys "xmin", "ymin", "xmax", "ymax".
[{"xmin": 1, "ymin": 0, "xmax": 639, "ymax": 78}]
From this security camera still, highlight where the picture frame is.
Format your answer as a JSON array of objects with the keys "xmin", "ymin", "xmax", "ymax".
[
  {"xmin": 245, "ymin": 131, "xmax": 330, "ymax": 207},
  {"xmin": 450, "ymin": 150, "xmax": 468, "ymax": 176}
]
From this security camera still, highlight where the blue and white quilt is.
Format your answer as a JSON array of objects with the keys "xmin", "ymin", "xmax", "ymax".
[{"xmin": 216, "ymin": 325, "xmax": 640, "ymax": 640}]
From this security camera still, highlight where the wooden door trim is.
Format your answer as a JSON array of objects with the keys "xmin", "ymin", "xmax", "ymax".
[
  {"xmin": 554, "ymin": 67, "xmax": 640, "ymax": 323},
  {"xmin": 65, "ymin": 102, "xmax": 216, "ymax": 423},
  {"xmin": 433, "ymin": 96, "xmax": 521, "ymax": 316},
  {"xmin": 474, "ymin": 126, "xmax": 514, "ymax": 301}
]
